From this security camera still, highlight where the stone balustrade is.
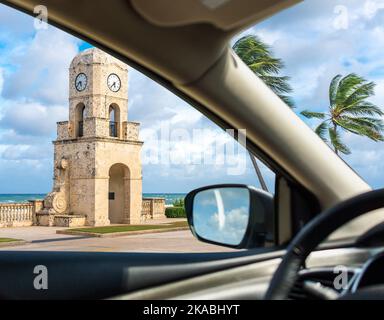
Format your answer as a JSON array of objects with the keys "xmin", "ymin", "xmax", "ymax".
[
  {"xmin": 0, "ymin": 198, "xmax": 165, "ymax": 227},
  {"xmin": 0, "ymin": 200, "xmax": 43, "ymax": 227},
  {"xmin": 57, "ymin": 121, "xmax": 71, "ymax": 140},
  {"xmin": 83, "ymin": 119, "xmax": 141, "ymax": 140},
  {"xmin": 123, "ymin": 121, "xmax": 140, "ymax": 141},
  {"xmin": 56, "ymin": 119, "xmax": 141, "ymax": 142},
  {"xmin": 141, "ymin": 197, "xmax": 166, "ymax": 221}
]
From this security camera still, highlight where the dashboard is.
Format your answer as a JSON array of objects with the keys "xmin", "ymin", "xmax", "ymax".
[
  {"xmin": 116, "ymin": 246, "xmax": 384, "ymax": 300},
  {"xmin": 351, "ymin": 252, "xmax": 384, "ymax": 293}
]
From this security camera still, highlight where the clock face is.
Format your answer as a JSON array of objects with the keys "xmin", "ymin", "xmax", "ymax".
[
  {"xmin": 107, "ymin": 73, "xmax": 121, "ymax": 92},
  {"xmin": 75, "ymin": 73, "xmax": 87, "ymax": 92}
]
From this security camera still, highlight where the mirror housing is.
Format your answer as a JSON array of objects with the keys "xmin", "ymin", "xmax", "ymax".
[{"xmin": 185, "ymin": 184, "xmax": 274, "ymax": 249}]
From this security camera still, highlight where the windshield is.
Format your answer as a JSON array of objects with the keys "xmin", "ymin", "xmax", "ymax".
[{"xmin": 0, "ymin": 2, "xmax": 275, "ymax": 253}]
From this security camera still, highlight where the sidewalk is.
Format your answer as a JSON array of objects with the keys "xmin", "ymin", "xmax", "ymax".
[
  {"xmin": 0, "ymin": 220, "xmax": 233, "ymax": 253},
  {"xmin": 0, "ymin": 226, "xmax": 71, "ymax": 242},
  {"xmin": 0, "ymin": 219, "xmax": 187, "ymax": 242}
]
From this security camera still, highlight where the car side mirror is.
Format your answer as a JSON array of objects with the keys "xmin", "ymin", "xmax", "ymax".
[{"xmin": 185, "ymin": 184, "xmax": 274, "ymax": 249}]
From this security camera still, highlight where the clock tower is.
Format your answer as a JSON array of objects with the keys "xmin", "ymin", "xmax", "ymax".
[{"xmin": 42, "ymin": 48, "xmax": 143, "ymax": 226}]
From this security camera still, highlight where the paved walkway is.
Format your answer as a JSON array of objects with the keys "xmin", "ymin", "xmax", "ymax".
[{"xmin": 0, "ymin": 227, "xmax": 233, "ymax": 253}]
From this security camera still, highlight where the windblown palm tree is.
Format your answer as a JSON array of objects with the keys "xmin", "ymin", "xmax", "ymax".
[
  {"xmin": 233, "ymin": 34, "xmax": 294, "ymax": 107},
  {"xmin": 233, "ymin": 35, "xmax": 294, "ymax": 191},
  {"xmin": 301, "ymin": 73, "xmax": 384, "ymax": 155}
]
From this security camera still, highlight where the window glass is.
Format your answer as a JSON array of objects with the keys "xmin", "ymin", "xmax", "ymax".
[
  {"xmin": 0, "ymin": 3, "xmax": 274, "ymax": 253},
  {"xmin": 232, "ymin": 0, "xmax": 384, "ymax": 189}
]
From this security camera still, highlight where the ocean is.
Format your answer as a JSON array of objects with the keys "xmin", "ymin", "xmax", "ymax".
[{"xmin": 0, "ymin": 193, "xmax": 186, "ymax": 206}]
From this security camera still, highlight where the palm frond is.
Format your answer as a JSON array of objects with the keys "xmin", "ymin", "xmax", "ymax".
[
  {"xmin": 345, "ymin": 116, "xmax": 384, "ymax": 131},
  {"xmin": 343, "ymin": 81, "xmax": 376, "ymax": 107},
  {"xmin": 300, "ymin": 110, "xmax": 326, "ymax": 119},
  {"xmin": 336, "ymin": 117, "xmax": 384, "ymax": 141},
  {"xmin": 315, "ymin": 121, "xmax": 329, "ymax": 141},
  {"xmin": 233, "ymin": 35, "xmax": 271, "ymax": 55},
  {"xmin": 335, "ymin": 74, "xmax": 366, "ymax": 107},
  {"xmin": 341, "ymin": 102, "xmax": 384, "ymax": 117},
  {"xmin": 259, "ymin": 75, "xmax": 292, "ymax": 94},
  {"xmin": 329, "ymin": 127, "xmax": 351, "ymax": 155},
  {"xmin": 329, "ymin": 74, "xmax": 342, "ymax": 108},
  {"xmin": 233, "ymin": 34, "xmax": 294, "ymax": 108},
  {"xmin": 339, "ymin": 95, "xmax": 371, "ymax": 111},
  {"xmin": 248, "ymin": 57, "xmax": 284, "ymax": 75},
  {"xmin": 233, "ymin": 35, "xmax": 278, "ymax": 68},
  {"xmin": 278, "ymin": 94, "xmax": 295, "ymax": 108}
]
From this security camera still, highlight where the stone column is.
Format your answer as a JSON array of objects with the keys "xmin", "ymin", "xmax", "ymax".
[
  {"xmin": 92, "ymin": 177, "xmax": 110, "ymax": 226},
  {"xmin": 126, "ymin": 178, "xmax": 142, "ymax": 224},
  {"xmin": 122, "ymin": 176, "xmax": 131, "ymax": 224}
]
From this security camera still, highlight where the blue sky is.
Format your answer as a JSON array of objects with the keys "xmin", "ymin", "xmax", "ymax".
[{"xmin": 0, "ymin": 0, "xmax": 384, "ymax": 194}]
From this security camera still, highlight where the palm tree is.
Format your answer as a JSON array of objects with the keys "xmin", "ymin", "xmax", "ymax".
[
  {"xmin": 301, "ymin": 73, "xmax": 384, "ymax": 155},
  {"xmin": 233, "ymin": 34, "xmax": 294, "ymax": 191},
  {"xmin": 233, "ymin": 34, "xmax": 294, "ymax": 107}
]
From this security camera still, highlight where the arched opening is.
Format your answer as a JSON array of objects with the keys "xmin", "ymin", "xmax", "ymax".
[
  {"xmin": 75, "ymin": 103, "xmax": 86, "ymax": 137},
  {"xmin": 108, "ymin": 163, "xmax": 130, "ymax": 223},
  {"xmin": 109, "ymin": 104, "xmax": 120, "ymax": 137}
]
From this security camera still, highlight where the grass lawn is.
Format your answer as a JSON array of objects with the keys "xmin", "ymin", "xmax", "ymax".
[
  {"xmin": 0, "ymin": 238, "xmax": 22, "ymax": 243},
  {"xmin": 69, "ymin": 220, "xmax": 189, "ymax": 234}
]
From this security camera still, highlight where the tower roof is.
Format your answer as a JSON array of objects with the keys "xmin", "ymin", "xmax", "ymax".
[{"xmin": 70, "ymin": 47, "xmax": 127, "ymax": 70}]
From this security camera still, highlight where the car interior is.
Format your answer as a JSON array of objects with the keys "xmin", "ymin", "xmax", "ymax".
[{"xmin": 1, "ymin": 0, "xmax": 384, "ymax": 300}]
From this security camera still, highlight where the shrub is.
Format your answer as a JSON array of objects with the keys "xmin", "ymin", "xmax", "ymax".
[
  {"xmin": 165, "ymin": 206, "xmax": 186, "ymax": 218},
  {"xmin": 172, "ymin": 198, "xmax": 184, "ymax": 207}
]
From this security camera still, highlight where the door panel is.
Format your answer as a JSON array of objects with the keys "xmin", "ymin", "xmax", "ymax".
[{"xmin": 0, "ymin": 250, "xmax": 282, "ymax": 299}]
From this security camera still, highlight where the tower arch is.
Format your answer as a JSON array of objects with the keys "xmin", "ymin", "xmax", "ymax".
[
  {"xmin": 75, "ymin": 103, "xmax": 85, "ymax": 137},
  {"xmin": 109, "ymin": 103, "xmax": 120, "ymax": 137},
  {"xmin": 108, "ymin": 163, "xmax": 130, "ymax": 223}
]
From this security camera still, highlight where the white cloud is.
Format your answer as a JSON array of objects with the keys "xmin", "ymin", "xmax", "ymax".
[
  {"xmin": 363, "ymin": 0, "xmax": 384, "ymax": 22},
  {"xmin": 0, "ymin": 143, "xmax": 51, "ymax": 160},
  {"xmin": 2, "ymin": 27, "xmax": 79, "ymax": 105},
  {"xmin": 0, "ymin": 101, "xmax": 66, "ymax": 136}
]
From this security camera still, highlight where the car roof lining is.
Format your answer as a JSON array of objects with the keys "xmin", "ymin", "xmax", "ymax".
[
  {"xmin": 4, "ymin": 0, "xmax": 300, "ymax": 85},
  {"xmin": 130, "ymin": 0, "xmax": 300, "ymax": 31}
]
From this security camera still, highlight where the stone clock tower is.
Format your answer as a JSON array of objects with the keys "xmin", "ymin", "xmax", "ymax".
[{"xmin": 40, "ymin": 48, "xmax": 143, "ymax": 226}]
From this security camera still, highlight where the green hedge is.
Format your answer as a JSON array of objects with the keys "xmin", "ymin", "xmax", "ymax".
[
  {"xmin": 165, "ymin": 206, "xmax": 186, "ymax": 218},
  {"xmin": 172, "ymin": 198, "xmax": 184, "ymax": 207}
]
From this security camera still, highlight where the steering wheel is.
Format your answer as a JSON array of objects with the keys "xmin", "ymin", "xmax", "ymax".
[{"xmin": 265, "ymin": 188, "xmax": 384, "ymax": 300}]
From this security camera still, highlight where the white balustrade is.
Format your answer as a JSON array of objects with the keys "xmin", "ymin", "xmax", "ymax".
[{"xmin": 0, "ymin": 203, "xmax": 35, "ymax": 227}]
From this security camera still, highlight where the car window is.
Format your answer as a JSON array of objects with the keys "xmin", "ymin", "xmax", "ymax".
[{"xmin": 0, "ymin": 3, "xmax": 275, "ymax": 253}]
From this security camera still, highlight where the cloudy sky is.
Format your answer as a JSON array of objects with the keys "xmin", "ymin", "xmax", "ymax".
[{"xmin": 0, "ymin": 0, "xmax": 383, "ymax": 194}]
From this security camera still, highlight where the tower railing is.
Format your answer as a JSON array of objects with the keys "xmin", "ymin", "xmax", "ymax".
[
  {"xmin": 109, "ymin": 121, "xmax": 118, "ymax": 137},
  {"xmin": 78, "ymin": 121, "xmax": 84, "ymax": 137}
]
